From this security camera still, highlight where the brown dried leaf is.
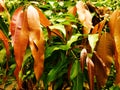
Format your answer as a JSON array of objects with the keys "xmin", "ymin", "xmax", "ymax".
[
  {"xmin": 10, "ymin": 6, "xmax": 23, "ymax": 40},
  {"xmin": 35, "ymin": 7, "xmax": 51, "ymax": 27},
  {"xmin": 27, "ymin": 5, "xmax": 45, "ymax": 80},
  {"xmin": 86, "ymin": 57, "xmax": 94, "ymax": 90},
  {"xmin": 76, "ymin": 1, "xmax": 93, "ymax": 34},
  {"xmin": 10, "ymin": 7, "xmax": 29, "ymax": 88},
  {"xmin": 96, "ymin": 32, "xmax": 114, "ymax": 74},
  {"xmin": 92, "ymin": 51, "xmax": 108, "ymax": 88},
  {"xmin": 109, "ymin": 9, "xmax": 120, "ymax": 85},
  {"xmin": 91, "ymin": 19, "xmax": 106, "ymax": 34}
]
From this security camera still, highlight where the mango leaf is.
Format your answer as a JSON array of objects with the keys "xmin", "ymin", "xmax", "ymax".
[
  {"xmin": 35, "ymin": 7, "xmax": 51, "ymax": 27},
  {"xmin": 9, "ymin": 6, "xmax": 23, "ymax": 41},
  {"xmin": 47, "ymin": 53, "xmax": 68, "ymax": 82},
  {"xmin": 96, "ymin": 32, "xmax": 114, "ymax": 73},
  {"xmin": 109, "ymin": 9, "xmax": 120, "ymax": 85},
  {"xmin": 91, "ymin": 19, "xmax": 106, "ymax": 34},
  {"xmin": 10, "ymin": 7, "xmax": 29, "ymax": 88},
  {"xmin": 27, "ymin": 5, "xmax": 45, "ymax": 80},
  {"xmin": 45, "ymin": 33, "xmax": 81, "ymax": 58},
  {"xmin": 86, "ymin": 57, "xmax": 94, "ymax": 90},
  {"xmin": 0, "ymin": 30, "xmax": 10, "ymax": 70},
  {"xmin": 88, "ymin": 34, "xmax": 99, "ymax": 52},
  {"xmin": 76, "ymin": 1, "xmax": 93, "ymax": 34},
  {"xmin": 70, "ymin": 60, "xmax": 83, "ymax": 90},
  {"xmin": 70, "ymin": 60, "xmax": 79, "ymax": 80},
  {"xmin": 92, "ymin": 51, "xmax": 108, "ymax": 88},
  {"xmin": 80, "ymin": 48, "xmax": 87, "ymax": 72}
]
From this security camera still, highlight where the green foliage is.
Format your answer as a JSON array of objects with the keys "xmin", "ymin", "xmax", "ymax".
[{"xmin": 0, "ymin": 0, "xmax": 120, "ymax": 89}]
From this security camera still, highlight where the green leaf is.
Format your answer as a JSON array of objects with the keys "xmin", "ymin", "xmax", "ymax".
[
  {"xmin": 70, "ymin": 60, "xmax": 80, "ymax": 80},
  {"xmin": 72, "ymin": 73, "xmax": 83, "ymax": 90},
  {"xmin": 0, "ymin": 49, "xmax": 6, "ymax": 63},
  {"xmin": 45, "ymin": 34, "xmax": 81, "ymax": 58},
  {"xmin": 47, "ymin": 53, "xmax": 68, "ymax": 82},
  {"xmin": 70, "ymin": 60, "xmax": 83, "ymax": 90},
  {"xmin": 88, "ymin": 34, "xmax": 99, "ymax": 52},
  {"xmin": 67, "ymin": 33, "xmax": 82, "ymax": 47}
]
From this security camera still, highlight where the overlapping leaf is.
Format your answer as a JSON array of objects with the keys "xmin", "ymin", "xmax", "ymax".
[
  {"xmin": 10, "ymin": 7, "xmax": 29, "ymax": 88},
  {"xmin": 92, "ymin": 33, "xmax": 114, "ymax": 87},
  {"xmin": 27, "ymin": 5, "xmax": 45, "ymax": 80},
  {"xmin": 92, "ymin": 51, "xmax": 108, "ymax": 88},
  {"xmin": 109, "ymin": 9, "xmax": 120, "ymax": 85},
  {"xmin": 10, "ymin": 5, "xmax": 50, "ymax": 88}
]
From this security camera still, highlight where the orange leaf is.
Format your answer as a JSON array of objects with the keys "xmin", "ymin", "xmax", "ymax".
[
  {"xmin": 10, "ymin": 6, "xmax": 23, "ymax": 38},
  {"xmin": 91, "ymin": 19, "xmax": 106, "ymax": 34},
  {"xmin": 92, "ymin": 51, "xmax": 108, "ymax": 88},
  {"xmin": 76, "ymin": 1, "xmax": 93, "ymax": 34},
  {"xmin": 10, "ymin": 8, "xmax": 29, "ymax": 88},
  {"xmin": 109, "ymin": 9, "xmax": 120, "ymax": 85},
  {"xmin": 96, "ymin": 32, "xmax": 114, "ymax": 70},
  {"xmin": 68, "ymin": 6, "xmax": 77, "ymax": 16},
  {"xmin": 35, "ymin": 7, "xmax": 51, "ymax": 27},
  {"xmin": 65, "ymin": 24, "xmax": 73, "ymax": 41},
  {"xmin": 0, "ymin": 30, "xmax": 10, "ymax": 70},
  {"xmin": 86, "ymin": 57, "xmax": 94, "ymax": 90},
  {"xmin": 27, "ymin": 5, "xmax": 45, "ymax": 80}
]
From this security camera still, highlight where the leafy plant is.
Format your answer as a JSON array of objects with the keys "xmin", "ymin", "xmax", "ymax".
[{"xmin": 0, "ymin": 0, "xmax": 120, "ymax": 90}]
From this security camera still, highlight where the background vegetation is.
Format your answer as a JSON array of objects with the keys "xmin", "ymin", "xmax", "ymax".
[{"xmin": 0, "ymin": 0, "xmax": 120, "ymax": 90}]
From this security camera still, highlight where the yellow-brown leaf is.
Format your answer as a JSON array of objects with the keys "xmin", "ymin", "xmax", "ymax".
[
  {"xmin": 96, "ymin": 32, "xmax": 114, "ymax": 74},
  {"xmin": 92, "ymin": 51, "xmax": 108, "ymax": 88},
  {"xmin": 91, "ymin": 19, "xmax": 106, "ymax": 34},
  {"xmin": 109, "ymin": 9, "xmax": 120, "ymax": 85},
  {"xmin": 27, "ymin": 5, "xmax": 45, "ymax": 80},
  {"xmin": 35, "ymin": 7, "xmax": 51, "ymax": 27},
  {"xmin": 76, "ymin": 1, "xmax": 93, "ymax": 34},
  {"xmin": 10, "ymin": 8, "xmax": 29, "ymax": 88}
]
